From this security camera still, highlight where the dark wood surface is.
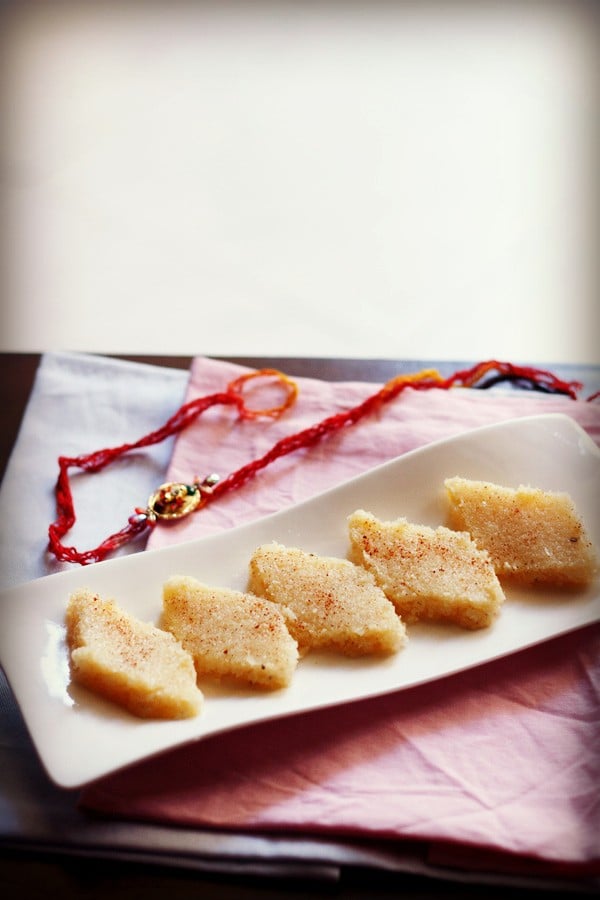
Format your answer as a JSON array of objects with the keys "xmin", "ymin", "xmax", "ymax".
[{"xmin": 0, "ymin": 352, "xmax": 596, "ymax": 900}]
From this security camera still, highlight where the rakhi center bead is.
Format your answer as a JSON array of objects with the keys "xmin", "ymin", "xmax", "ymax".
[
  {"xmin": 146, "ymin": 475, "xmax": 221, "ymax": 521},
  {"xmin": 147, "ymin": 482, "xmax": 203, "ymax": 520}
]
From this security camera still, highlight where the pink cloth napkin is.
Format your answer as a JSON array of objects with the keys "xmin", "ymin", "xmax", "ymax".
[
  {"xmin": 146, "ymin": 357, "xmax": 600, "ymax": 548},
  {"xmin": 81, "ymin": 358, "xmax": 600, "ymax": 879}
]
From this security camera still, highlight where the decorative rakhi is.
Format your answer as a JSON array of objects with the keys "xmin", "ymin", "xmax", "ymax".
[{"xmin": 48, "ymin": 360, "xmax": 592, "ymax": 566}]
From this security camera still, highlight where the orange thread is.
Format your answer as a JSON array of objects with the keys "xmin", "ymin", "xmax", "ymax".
[{"xmin": 227, "ymin": 368, "xmax": 299, "ymax": 419}]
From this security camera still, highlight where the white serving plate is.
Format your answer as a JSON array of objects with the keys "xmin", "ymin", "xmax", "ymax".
[{"xmin": 0, "ymin": 414, "xmax": 598, "ymax": 789}]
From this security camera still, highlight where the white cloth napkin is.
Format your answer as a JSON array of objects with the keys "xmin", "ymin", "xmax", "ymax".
[{"xmin": 0, "ymin": 352, "xmax": 188, "ymax": 589}]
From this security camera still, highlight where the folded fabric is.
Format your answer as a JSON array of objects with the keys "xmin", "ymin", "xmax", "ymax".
[
  {"xmin": 82, "ymin": 625, "xmax": 599, "ymax": 875},
  {"xmin": 82, "ymin": 357, "xmax": 600, "ymax": 881},
  {"xmin": 0, "ymin": 351, "xmax": 188, "ymax": 590}
]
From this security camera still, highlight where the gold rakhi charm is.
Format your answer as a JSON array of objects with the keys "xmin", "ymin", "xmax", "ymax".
[{"xmin": 147, "ymin": 475, "xmax": 219, "ymax": 522}]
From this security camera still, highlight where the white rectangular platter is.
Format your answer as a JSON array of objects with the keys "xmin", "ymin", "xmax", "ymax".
[{"xmin": 0, "ymin": 414, "xmax": 598, "ymax": 788}]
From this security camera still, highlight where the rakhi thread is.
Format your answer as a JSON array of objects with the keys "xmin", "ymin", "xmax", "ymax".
[{"xmin": 48, "ymin": 360, "xmax": 590, "ymax": 566}]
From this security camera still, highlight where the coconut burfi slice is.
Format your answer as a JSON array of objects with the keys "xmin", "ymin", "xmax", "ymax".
[
  {"xmin": 162, "ymin": 576, "xmax": 299, "ymax": 689},
  {"xmin": 445, "ymin": 476, "xmax": 598, "ymax": 586},
  {"xmin": 65, "ymin": 589, "xmax": 203, "ymax": 719},
  {"xmin": 348, "ymin": 510, "xmax": 504, "ymax": 629},
  {"xmin": 247, "ymin": 542, "xmax": 407, "ymax": 656}
]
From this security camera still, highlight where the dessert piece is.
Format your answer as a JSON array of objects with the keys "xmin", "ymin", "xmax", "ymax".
[
  {"xmin": 445, "ymin": 477, "xmax": 598, "ymax": 586},
  {"xmin": 247, "ymin": 542, "xmax": 406, "ymax": 656},
  {"xmin": 162, "ymin": 575, "xmax": 299, "ymax": 689},
  {"xmin": 65, "ymin": 589, "xmax": 203, "ymax": 719},
  {"xmin": 348, "ymin": 510, "xmax": 504, "ymax": 629}
]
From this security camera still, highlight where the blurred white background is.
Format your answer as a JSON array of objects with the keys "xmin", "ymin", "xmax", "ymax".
[{"xmin": 1, "ymin": 0, "xmax": 598, "ymax": 363}]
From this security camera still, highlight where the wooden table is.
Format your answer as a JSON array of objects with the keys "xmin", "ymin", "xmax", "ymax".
[{"xmin": 0, "ymin": 352, "xmax": 596, "ymax": 900}]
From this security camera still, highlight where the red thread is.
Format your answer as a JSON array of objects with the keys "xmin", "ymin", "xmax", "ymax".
[{"xmin": 48, "ymin": 361, "xmax": 588, "ymax": 565}]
